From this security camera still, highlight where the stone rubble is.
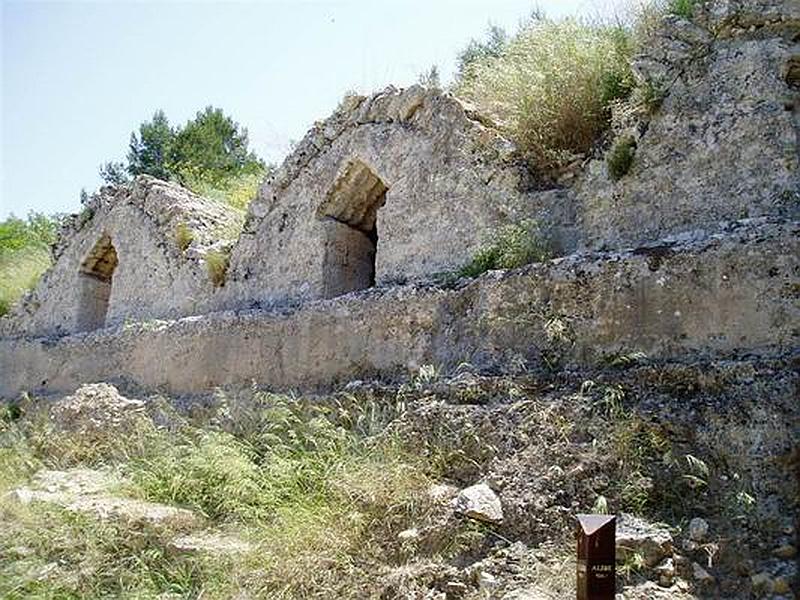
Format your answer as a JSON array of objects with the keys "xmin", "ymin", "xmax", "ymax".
[{"xmin": 454, "ymin": 483, "xmax": 504, "ymax": 524}]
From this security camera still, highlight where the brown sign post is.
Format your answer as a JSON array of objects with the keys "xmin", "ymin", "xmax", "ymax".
[{"xmin": 576, "ymin": 514, "xmax": 616, "ymax": 600}]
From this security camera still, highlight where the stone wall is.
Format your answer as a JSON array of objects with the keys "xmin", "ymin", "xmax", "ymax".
[
  {"xmin": 575, "ymin": 3, "xmax": 800, "ymax": 249},
  {"xmin": 220, "ymin": 86, "xmax": 570, "ymax": 308},
  {"xmin": 2, "ymin": 218, "xmax": 795, "ymax": 398},
  {"xmin": 2, "ymin": 177, "xmax": 241, "ymax": 337}
]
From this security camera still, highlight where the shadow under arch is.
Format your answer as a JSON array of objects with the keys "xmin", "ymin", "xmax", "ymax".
[
  {"xmin": 316, "ymin": 159, "xmax": 388, "ymax": 298},
  {"xmin": 76, "ymin": 234, "xmax": 118, "ymax": 331}
]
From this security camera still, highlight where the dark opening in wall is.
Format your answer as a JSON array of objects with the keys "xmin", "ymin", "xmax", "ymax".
[
  {"xmin": 76, "ymin": 234, "xmax": 118, "ymax": 331},
  {"xmin": 317, "ymin": 160, "xmax": 388, "ymax": 298}
]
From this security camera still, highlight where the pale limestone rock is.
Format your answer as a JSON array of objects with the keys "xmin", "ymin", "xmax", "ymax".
[
  {"xmin": 692, "ymin": 562, "xmax": 715, "ymax": 585},
  {"xmin": 773, "ymin": 543, "xmax": 797, "ymax": 558},
  {"xmin": 751, "ymin": 571, "xmax": 773, "ymax": 593},
  {"xmin": 655, "ymin": 557, "xmax": 676, "ymax": 587},
  {"xmin": 11, "ymin": 468, "xmax": 200, "ymax": 531},
  {"xmin": 454, "ymin": 483, "xmax": 503, "ymax": 524},
  {"xmin": 688, "ymin": 517, "xmax": 709, "ymax": 541},
  {"xmin": 169, "ymin": 532, "xmax": 252, "ymax": 555},
  {"xmin": 617, "ymin": 514, "xmax": 674, "ymax": 568},
  {"xmin": 1, "ymin": 218, "xmax": 797, "ymax": 398},
  {"xmin": 398, "ymin": 528, "xmax": 420, "ymax": 541}
]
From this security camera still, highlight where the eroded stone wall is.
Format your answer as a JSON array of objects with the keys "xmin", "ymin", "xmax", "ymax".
[
  {"xmin": 220, "ymin": 86, "xmax": 571, "ymax": 308},
  {"xmin": 575, "ymin": 1, "xmax": 800, "ymax": 249},
  {"xmin": 2, "ymin": 177, "xmax": 241, "ymax": 337},
  {"xmin": 2, "ymin": 218, "xmax": 795, "ymax": 398}
]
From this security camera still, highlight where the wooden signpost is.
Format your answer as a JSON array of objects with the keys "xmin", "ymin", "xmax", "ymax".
[{"xmin": 577, "ymin": 514, "xmax": 616, "ymax": 600}]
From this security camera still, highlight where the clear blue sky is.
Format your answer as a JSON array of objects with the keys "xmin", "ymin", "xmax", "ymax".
[{"xmin": 1, "ymin": 0, "xmax": 623, "ymax": 218}]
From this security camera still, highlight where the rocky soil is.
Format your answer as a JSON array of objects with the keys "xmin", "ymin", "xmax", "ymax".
[{"xmin": 2, "ymin": 353, "xmax": 796, "ymax": 598}]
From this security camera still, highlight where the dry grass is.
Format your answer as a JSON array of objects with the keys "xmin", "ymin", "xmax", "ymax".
[
  {"xmin": 174, "ymin": 221, "xmax": 195, "ymax": 252},
  {"xmin": 455, "ymin": 16, "xmax": 634, "ymax": 174},
  {"xmin": 459, "ymin": 219, "xmax": 551, "ymax": 278},
  {"xmin": 0, "ymin": 247, "xmax": 51, "ymax": 317},
  {"xmin": 205, "ymin": 249, "xmax": 230, "ymax": 287}
]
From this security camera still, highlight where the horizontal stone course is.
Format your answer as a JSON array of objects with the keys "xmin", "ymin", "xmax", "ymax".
[{"xmin": 1, "ymin": 218, "xmax": 797, "ymax": 398}]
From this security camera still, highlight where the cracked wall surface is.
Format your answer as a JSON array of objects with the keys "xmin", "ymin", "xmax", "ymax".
[
  {"xmin": 574, "ymin": 3, "xmax": 800, "ymax": 249},
  {"xmin": 1, "ymin": 218, "xmax": 795, "ymax": 397},
  {"xmin": 219, "ymin": 86, "xmax": 558, "ymax": 308},
  {"xmin": 0, "ymin": 0, "xmax": 797, "ymax": 357},
  {"xmin": 1, "ymin": 177, "xmax": 242, "ymax": 337}
]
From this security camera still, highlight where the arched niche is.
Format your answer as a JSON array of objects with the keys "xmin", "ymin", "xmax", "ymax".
[
  {"xmin": 76, "ymin": 234, "xmax": 118, "ymax": 331},
  {"xmin": 316, "ymin": 160, "xmax": 388, "ymax": 298}
]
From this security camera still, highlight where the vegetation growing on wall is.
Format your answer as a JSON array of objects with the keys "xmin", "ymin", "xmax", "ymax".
[
  {"xmin": 0, "ymin": 213, "xmax": 59, "ymax": 316},
  {"xmin": 606, "ymin": 134, "xmax": 638, "ymax": 180},
  {"xmin": 454, "ymin": 15, "xmax": 635, "ymax": 175},
  {"xmin": 459, "ymin": 219, "xmax": 551, "ymax": 278},
  {"xmin": 668, "ymin": 0, "xmax": 697, "ymax": 19}
]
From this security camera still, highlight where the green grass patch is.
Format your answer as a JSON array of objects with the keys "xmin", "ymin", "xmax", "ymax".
[
  {"xmin": 0, "ymin": 503, "xmax": 222, "ymax": 599},
  {"xmin": 459, "ymin": 219, "xmax": 550, "ymax": 278},
  {"xmin": 668, "ymin": 0, "xmax": 697, "ymax": 19},
  {"xmin": 606, "ymin": 134, "xmax": 637, "ymax": 180},
  {"xmin": 0, "ymin": 390, "xmax": 458, "ymax": 598}
]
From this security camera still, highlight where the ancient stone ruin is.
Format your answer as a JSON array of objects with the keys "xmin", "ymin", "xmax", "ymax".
[
  {"xmin": 0, "ymin": 0, "xmax": 797, "ymax": 399},
  {"xmin": 0, "ymin": 2, "xmax": 798, "ymax": 597}
]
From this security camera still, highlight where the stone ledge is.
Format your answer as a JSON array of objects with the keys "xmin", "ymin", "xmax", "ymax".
[{"xmin": 1, "ymin": 218, "xmax": 796, "ymax": 398}]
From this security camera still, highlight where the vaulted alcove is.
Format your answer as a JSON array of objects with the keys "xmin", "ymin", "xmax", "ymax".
[
  {"xmin": 76, "ymin": 234, "xmax": 118, "ymax": 331},
  {"xmin": 317, "ymin": 160, "xmax": 388, "ymax": 298}
]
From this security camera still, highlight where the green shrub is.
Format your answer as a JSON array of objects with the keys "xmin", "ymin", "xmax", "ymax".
[
  {"xmin": 455, "ymin": 17, "xmax": 634, "ymax": 174},
  {"xmin": 460, "ymin": 219, "xmax": 550, "ymax": 278},
  {"xmin": 0, "ymin": 212, "xmax": 59, "ymax": 316},
  {"xmin": 668, "ymin": 0, "xmax": 697, "ymax": 19},
  {"xmin": 0, "ymin": 246, "xmax": 51, "ymax": 317},
  {"xmin": 606, "ymin": 134, "xmax": 637, "ymax": 180},
  {"xmin": 180, "ymin": 167, "xmax": 265, "ymax": 213}
]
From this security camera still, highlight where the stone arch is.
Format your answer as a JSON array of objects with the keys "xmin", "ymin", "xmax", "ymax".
[
  {"xmin": 76, "ymin": 234, "xmax": 118, "ymax": 331},
  {"xmin": 316, "ymin": 159, "xmax": 388, "ymax": 298}
]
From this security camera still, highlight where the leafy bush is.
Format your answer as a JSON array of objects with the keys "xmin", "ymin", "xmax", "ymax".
[
  {"xmin": 455, "ymin": 16, "xmax": 634, "ymax": 174},
  {"xmin": 180, "ymin": 167, "xmax": 265, "ymax": 213},
  {"xmin": 0, "ymin": 212, "xmax": 58, "ymax": 252},
  {"xmin": 0, "ymin": 212, "xmax": 59, "ymax": 316},
  {"xmin": 455, "ymin": 24, "xmax": 507, "ymax": 84},
  {"xmin": 459, "ymin": 219, "xmax": 550, "ymax": 278},
  {"xmin": 668, "ymin": 0, "xmax": 697, "ymax": 19},
  {"xmin": 606, "ymin": 134, "xmax": 637, "ymax": 180}
]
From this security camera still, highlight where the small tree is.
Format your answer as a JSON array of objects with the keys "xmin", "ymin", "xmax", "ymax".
[
  {"xmin": 98, "ymin": 161, "xmax": 129, "ymax": 185},
  {"xmin": 169, "ymin": 106, "xmax": 264, "ymax": 185},
  {"xmin": 127, "ymin": 109, "xmax": 174, "ymax": 180}
]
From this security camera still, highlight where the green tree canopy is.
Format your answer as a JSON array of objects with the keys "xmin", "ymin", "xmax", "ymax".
[
  {"xmin": 102, "ymin": 106, "xmax": 265, "ymax": 187},
  {"xmin": 169, "ymin": 106, "xmax": 264, "ymax": 184},
  {"xmin": 0, "ymin": 212, "xmax": 60, "ymax": 254},
  {"xmin": 127, "ymin": 109, "xmax": 174, "ymax": 180}
]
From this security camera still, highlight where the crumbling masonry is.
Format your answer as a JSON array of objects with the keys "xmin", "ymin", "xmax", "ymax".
[{"xmin": 1, "ymin": 0, "xmax": 798, "ymax": 397}]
